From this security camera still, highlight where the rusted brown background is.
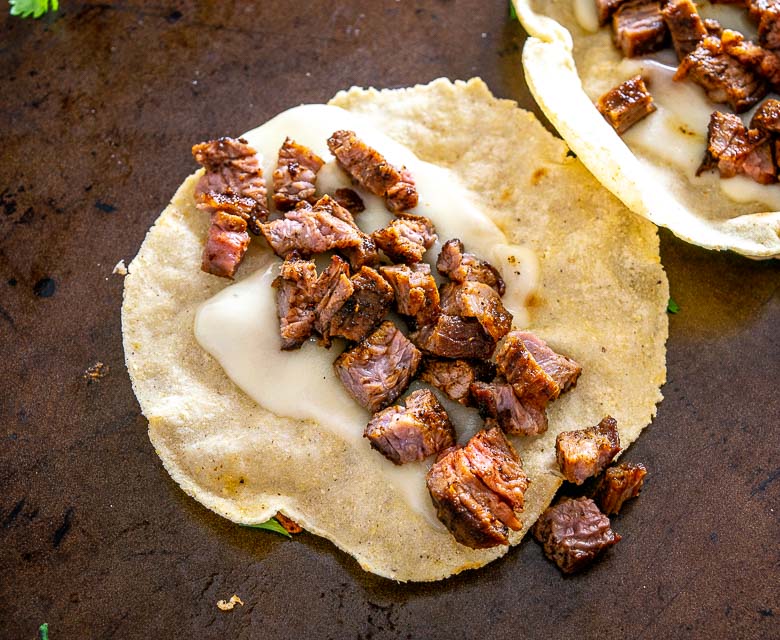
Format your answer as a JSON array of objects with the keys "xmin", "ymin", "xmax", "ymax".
[{"xmin": 1, "ymin": 1, "xmax": 778, "ymax": 638}]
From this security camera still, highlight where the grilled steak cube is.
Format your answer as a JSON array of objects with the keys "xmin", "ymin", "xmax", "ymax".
[
  {"xmin": 364, "ymin": 389, "xmax": 455, "ymax": 464},
  {"xmin": 699, "ymin": 111, "xmax": 775, "ymax": 183},
  {"xmin": 334, "ymin": 321, "xmax": 421, "ymax": 413},
  {"xmin": 675, "ymin": 36, "xmax": 767, "ymax": 113},
  {"xmin": 533, "ymin": 497, "xmax": 621, "ymax": 574},
  {"xmin": 595, "ymin": 462, "xmax": 648, "ymax": 515},
  {"xmin": 742, "ymin": 138, "xmax": 777, "ymax": 183},
  {"xmin": 556, "ymin": 416, "xmax": 621, "ymax": 485},
  {"xmin": 613, "ymin": 1, "xmax": 668, "ymax": 58},
  {"xmin": 201, "ymin": 211, "xmax": 250, "ymax": 279},
  {"xmin": 313, "ymin": 255, "xmax": 353, "ymax": 342},
  {"xmin": 410, "ymin": 315, "xmax": 496, "ymax": 360},
  {"xmin": 314, "ymin": 194, "xmax": 379, "ymax": 269},
  {"xmin": 748, "ymin": 0, "xmax": 780, "ymax": 50},
  {"xmin": 703, "ymin": 17, "xmax": 723, "ymax": 37},
  {"xmin": 596, "ymin": 75, "xmax": 657, "ymax": 134},
  {"xmin": 597, "ymin": 0, "xmax": 629, "ymax": 25},
  {"xmin": 662, "ymin": 0, "xmax": 707, "ymax": 60},
  {"xmin": 272, "ymin": 137, "xmax": 325, "ymax": 211},
  {"xmin": 722, "ymin": 30, "xmax": 780, "ymax": 91},
  {"xmin": 519, "ymin": 331, "xmax": 582, "ymax": 394},
  {"xmin": 419, "ymin": 358, "xmax": 495, "ymax": 404},
  {"xmin": 272, "ymin": 255, "xmax": 318, "ymax": 349},
  {"xmin": 469, "ymin": 382, "xmax": 548, "ymax": 436},
  {"xmin": 327, "ymin": 130, "xmax": 418, "ymax": 212},
  {"xmin": 372, "ymin": 214, "xmax": 437, "ymax": 264},
  {"xmin": 751, "ymin": 98, "xmax": 780, "ymax": 133},
  {"xmin": 439, "ymin": 281, "xmax": 513, "ymax": 342},
  {"xmin": 426, "ymin": 427, "xmax": 529, "ymax": 548},
  {"xmin": 380, "ymin": 263, "xmax": 441, "ymax": 326},
  {"xmin": 333, "ymin": 187, "xmax": 365, "ymax": 214},
  {"xmin": 436, "ymin": 239, "xmax": 505, "ymax": 295}
]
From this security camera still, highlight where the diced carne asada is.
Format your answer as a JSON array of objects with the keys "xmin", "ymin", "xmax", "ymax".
[
  {"xmin": 751, "ymin": 98, "xmax": 780, "ymax": 133},
  {"xmin": 313, "ymin": 195, "xmax": 379, "ymax": 268},
  {"xmin": 597, "ymin": 0, "xmax": 628, "ymax": 26},
  {"xmin": 333, "ymin": 187, "xmax": 366, "ymax": 214},
  {"xmin": 555, "ymin": 416, "xmax": 621, "ymax": 485},
  {"xmin": 439, "ymin": 281, "xmax": 513, "ymax": 342},
  {"xmin": 469, "ymin": 382, "xmax": 549, "ymax": 436},
  {"xmin": 742, "ymin": 138, "xmax": 777, "ymax": 183},
  {"xmin": 272, "ymin": 137, "xmax": 325, "ymax": 212},
  {"xmin": 699, "ymin": 111, "xmax": 776, "ymax": 183},
  {"xmin": 595, "ymin": 462, "xmax": 648, "ymax": 515},
  {"xmin": 675, "ymin": 36, "xmax": 767, "ymax": 113},
  {"xmin": 327, "ymin": 130, "xmax": 419, "ymax": 212},
  {"xmin": 596, "ymin": 75, "xmax": 657, "ymax": 134},
  {"xmin": 192, "ymin": 137, "xmax": 269, "ymax": 234},
  {"xmin": 662, "ymin": 0, "xmax": 707, "ymax": 60},
  {"xmin": 364, "ymin": 389, "xmax": 455, "ymax": 465},
  {"xmin": 436, "ymin": 239, "xmax": 506, "ymax": 296},
  {"xmin": 613, "ymin": 1, "xmax": 669, "ymax": 58},
  {"xmin": 519, "ymin": 331, "xmax": 582, "ymax": 394},
  {"xmin": 201, "ymin": 211, "xmax": 250, "ymax": 279},
  {"xmin": 748, "ymin": 0, "xmax": 780, "ymax": 50},
  {"xmin": 410, "ymin": 315, "xmax": 496, "ymax": 360},
  {"xmin": 704, "ymin": 18, "xmax": 723, "ymax": 37},
  {"xmin": 533, "ymin": 497, "xmax": 621, "ymax": 574},
  {"xmin": 721, "ymin": 29, "xmax": 780, "ymax": 90},
  {"xmin": 379, "ymin": 263, "xmax": 441, "ymax": 326},
  {"xmin": 372, "ymin": 215, "xmax": 437, "ymax": 264},
  {"xmin": 334, "ymin": 321, "xmax": 421, "ymax": 413},
  {"xmin": 419, "ymin": 358, "xmax": 495, "ymax": 404},
  {"xmin": 426, "ymin": 427, "xmax": 529, "ymax": 548},
  {"xmin": 272, "ymin": 255, "xmax": 318, "ymax": 349},
  {"xmin": 313, "ymin": 255, "xmax": 353, "ymax": 342}
]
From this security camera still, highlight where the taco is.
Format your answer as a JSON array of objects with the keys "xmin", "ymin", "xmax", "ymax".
[{"xmin": 121, "ymin": 78, "xmax": 667, "ymax": 581}]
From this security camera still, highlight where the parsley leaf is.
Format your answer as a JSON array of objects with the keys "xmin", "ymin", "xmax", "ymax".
[
  {"xmin": 667, "ymin": 297, "xmax": 680, "ymax": 314},
  {"xmin": 241, "ymin": 517, "xmax": 291, "ymax": 538},
  {"xmin": 39, "ymin": 623, "xmax": 49, "ymax": 640},
  {"xmin": 509, "ymin": 1, "xmax": 517, "ymax": 20},
  {"xmin": 9, "ymin": 0, "xmax": 59, "ymax": 19}
]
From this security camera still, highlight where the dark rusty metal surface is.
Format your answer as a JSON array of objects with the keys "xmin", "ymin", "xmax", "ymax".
[{"xmin": 1, "ymin": 2, "xmax": 778, "ymax": 638}]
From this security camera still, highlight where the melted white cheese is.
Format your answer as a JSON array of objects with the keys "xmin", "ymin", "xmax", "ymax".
[{"xmin": 194, "ymin": 104, "xmax": 538, "ymax": 527}]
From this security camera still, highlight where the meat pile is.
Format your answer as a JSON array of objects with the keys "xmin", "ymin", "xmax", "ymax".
[{"xmin": 594, "ymin": 0, "xmax": 780, "ymax": 185}]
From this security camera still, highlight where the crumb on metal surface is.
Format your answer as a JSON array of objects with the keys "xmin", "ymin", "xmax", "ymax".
[
  {"xmin": 113, "ymin": 259, "xmax": 128, "ymax": 275},
  {"xmin": 216, "ymin": 594, "xmax": 244, "ymax": 611},
  {"xmin": 84, "ymin": 362, "xmax": 109, "ymax": 383}
]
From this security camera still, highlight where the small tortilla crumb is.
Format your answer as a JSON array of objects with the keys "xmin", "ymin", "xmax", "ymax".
[
  {"xmin": 113, "ymin": 260, "xmax": 128, "ymax": 275},
  {"xmin": 275, "ymin": 512, "xmax": 303, "ymax": 534},
  {"xmin": 216, "ymin": 594, "xmax": 244, "ymax": 611},
  {"xmin": 84, "ymin": 361, "xmax": 109, "ymax": 383}
]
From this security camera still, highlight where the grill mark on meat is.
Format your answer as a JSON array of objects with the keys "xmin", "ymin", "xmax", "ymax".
[
  {"xmin": 469, "ymin": 381, "xmax": 548, "ymax": 436},
  {"xmin": 662, "ymin": 0, "xmax": 708, "ymax": 60},
  {"xmin": 364, "ymin": 389, "xmax": 455, "ymax": 465},
  {"xmin": 595, "ymin": 462, "xmax": 648, "ymax": 515},
  {"xmin": 410, "ymin": 315, "xmax": 497, "ymax": 360},
  {"xmin": 379, "ymin": 263, "xmax": 441, "ymax": 326},
  {"xmin": 439, "ymin": 281, "xmax": 513, "ymax": 342},
  {"xmin": 333, "ymin": 321, "xmax": 421, "ymax": 413},
  {"xmin": 272, "ymin": 254, "xmax": 319, "ymax": 349},
  {"xmin": 419, "ymin": 358, "xmax": 495, "ymax": 404},
  {"xmin": 613, "ymin": 1, "xmax": 669, "ymax": 58},
  {"xmin": 751, "ymin": 98, "xmax": 780, "ymax": 133},
  {"xmin": 372, "ymin": 214, "xmax": 437, "ymax": 264},
  {"xmin": 436, "ymin": 239, "xmax": 505, "ymax": 295},
  {"xmin": 597, "ymin": 75, "xmax": 657, "ymax": 134},
  {"xmin": 327, "ymin": 130, "xmax": 419, "ymax": 212},
  {"xmin": 721, "ymin": 29, "xmax": 780, "ymax": 91},
  {"xmin": 333, "ymin": 187, "xmax": 366, "ymax": 214},
  {"xmin": 555, "ymin": 416, "xmax": 622, "ymax": 485},
  {"xmin": 201, "ymin": 211, "xmax": 250, "ymax": 279},
  {"xmin": 272, "ymin": 137, "xmax": 325, "ymax": 212}
]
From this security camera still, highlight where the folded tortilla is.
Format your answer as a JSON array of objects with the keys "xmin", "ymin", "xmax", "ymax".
[
  {"xmin": 121, "ymin": 78, "xmax": 668, "ymax": 581},
  {"xmin": 514, "ymin": 0, "xmax": 780, "ymax": 258}
]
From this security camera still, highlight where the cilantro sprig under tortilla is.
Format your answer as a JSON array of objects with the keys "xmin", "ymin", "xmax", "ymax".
[{"xmin": 9, "ymin": 0, "xmax": 58, "ymax": 19}]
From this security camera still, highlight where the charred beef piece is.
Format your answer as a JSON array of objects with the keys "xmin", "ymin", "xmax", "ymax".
[
  {"xmin": 201, "ymin": 210, "xmax": 250, "ymax": 279},
  {"xmin": 436, "ymin": 239, "xmax": 505, "ymax": 296},
  {"xmin": 327, "ymin": 130, "xmax": 418, "ymax": 212},
  {"xmin": 675, "ymin": 36, "xmax": 767, "ymax": 113},
  {"xmin": 721, "ymin": 29, "xmax": 780, "ymax": 91},
  {"xmin": 410, "ymin": 315, "xmax": 496, "ymax": 360},
  {"xmin": 596, "ymin": 75, "xmax": 657, "ymax": 134},
  {"xmin": 662, "ymin": 0, "xmax": 707, "ymax": 60},
  {"xmin": 313, "ymin": 255, "xmax": 352, "ymax": 342},
  {"xmin": 704, "ymin": 18, "xmax": 723, "ymax": 37},
  {"xmin": 426, "ymin": 427, "xmax": 529, "ymax": 548},
  {"xmin": 751, "ymin": 98, "xmax": 780, "ymax": 133},
  {"xmin": 379, "ymin": 263, "xmax": 441, "ymax": 326},
  {"xmin": 419, "ymin": 358, "xmax": 495, "ymax": 404},
  {"xmin": 364, "ymin": 389, "xmax": 455, "ymax": 464},
  {"xmin": 520, "ymin": 332, "xmax": 583, "ymax": 394},
  {"xmin": 334, "ymin": 321, "xmax": 421, "ymax": 413},
  {"xmin": 748, "ymin": 0, "xmax": 780, "ymax": 50},
  {"xmin": 439, "ymin": 281, "xmax": 513, "ymax": 342},
  {"xmin": 312, "ymin": 195, "xmax": 379, "ymax": 269},
  {"xmin": 595, "ymin": 462, "xmax": 648, "ymax": 515},
  {"xmin": 372, "ymin": 215, "xmax": 437, "ymax": 264},
  {"xmin": 333, "ymin": 187, "xmax": 366, "ymax": 214},
  {"xmin": 742, "ymin": 138, "xmax": 777, "ymax": 183},
  {"xmin": 613, "ymin": 1, "xmax": 669, "ymax": 58},
  {"xmin": 597, "ymin": 0, "xmax": 629, "ymax": 25},
  {"xmin": 533, "ymin": 497, "xmax": 621, "ymax": 574},
  {"xmin": 193, "ymin": 137, "xmax": 269, "ymax": 234},
  {"xmin": 272, "ymin": 255, "xmax": 318, "ymax": 349},
  {"xmin": 469, "ymin": 382, "xmax": 548, "ymax": 436},
  {"xmin": 272, "ymin": 137, "xmax": 325, "ymax": 211},
  {"xmin": 556, "ymin": 416, "xmax": 621, "ymax": 485}
]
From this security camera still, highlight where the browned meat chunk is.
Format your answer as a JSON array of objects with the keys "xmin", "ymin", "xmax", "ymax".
[
  {"xmin": 372, "ymin": 215, "xmax": 437, "ymax": 264},
  {"xmin": 313, "ymin": 255, "xmax": 353, "ymax": 343},
  {"xmin": 272, "ymin": 137, "xmax": 325, "ymax": 212},
  {"xmin": 469, "ymin": 382, "xmax": 548, "ymax": 436},
  {"xmin": 662, "ymin": 0, "xmax": 707, "ymax": 60},
  {"xmin": 748, "ymin": 0, "xmax": 780, "ymax": 50},
  {"xmin": 272, "ymin": 255, "xmax": 318, "ymax": 349},
  {"xmin": 704, "ymin": 18, "xmax": 723, "ymax": 37},
  {"xmin": 675, "ymin": 36, "xmax": 767, "ymax": 112},
  {"xmin": 333, "ymin": 187, "xmax": 365, "ymax": 214},
  {"xmin": 426, "ymin": 427, "xmax": 529, "ymax": 548},
  {"xmin": 312, "ymin": 195, "xmax": 379, "ymax": 270},
  {"xmin": 595, "ymin": 462, "xmax": 648, "ymax": 515},
  {"xmin": 613, "ymin": 1, "xmax": 668, "ymax": 58},
  {"xmin": 439, "ymin": 281, "xmax": 513, "ymax": 342},
  {"xmin": 327, "ymin": 130, "xmax": 418, "ymax": 212},
  {"xmin": 419, "ymin": 358, "xmax": 495, "ymax": 404},
  {"xmin": 519, "ymin": 331, "xmax": 583, "ymax": 394},
  {"xmin": 379, "ymin": 263, "xmax": 441, "ymax": 326},
  {"xmin": 596, "ymin": 0, "xmax": 628, "ymax": 25},
  {"xmin": 556, "ymin": 416, "xmax": 622, "ymax": 485},
  {"xmin": 334, "ymin": 321, "xmax": 421, "ymax": 413},
  {"xmin": 699, "ymin": 111, "xmax": 776, "ymax": 183},
  {"xmin": 201, "ymin": 211, "xmax": 250, "ymax": 279},
  {"xmin": 721, "ymin": 29, "xmax": 780, "ymax": 90},
  {"xmin": 742, "ymin": 138, "xmax": 777, "ymax": 183},
  {"xmin": 596, "ymin": 75, "xmax": 657, "ymax": 135},
  {"xmin": 192, "ymin": 137, "xmax": 269, "ymax": 234},
  {"xmin": 436, "ymin": 239, "xmax": 505, "ymax": 295},
  {"xmin": 364, "ymin": 389, "xmax": 455, "ymax": 464},
  {"xmin": 410, "ymin": 315, "xmax": 496, "ymax": 360},
  {"xmin": 751, "ymin": 98, "xmax": 780, "ymax": 133},
  {"xmin": 533, "ymin": 497, "xmax": 621, "ymax": 574}
]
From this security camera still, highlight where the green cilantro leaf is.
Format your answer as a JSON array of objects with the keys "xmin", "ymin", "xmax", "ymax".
[
  {"xmin": 9, "ymin": 0, "xmax": 59, "ymax": 19},
  {"xmin": 39, "ymin": 623, "xmax": 49, "ymax": 640},
  {"xmin": 241, "ymin": 517, "xmax": 291, "ymax": 538},
  {"xmin": 509, "ymin": 1, "xmax": 517, "ymax": 20},
  {"xmin": 667, "ymin": 297, "xmax": 680, "ymax": 314}
]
